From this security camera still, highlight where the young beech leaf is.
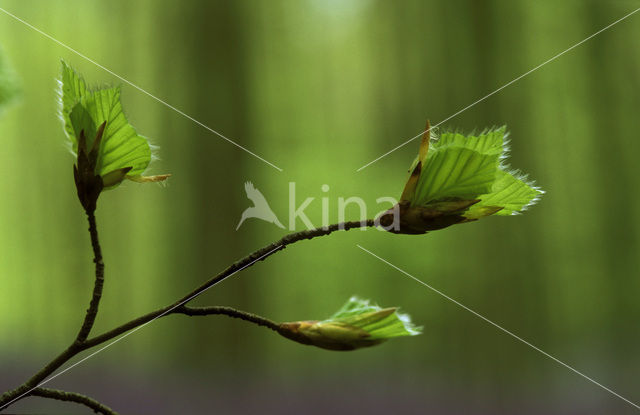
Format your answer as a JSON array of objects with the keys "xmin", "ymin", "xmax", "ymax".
[
  {"xmin": 378, "ymin": 123, "xmax": 542, "ymax": 234},
  {"xmin": 413, "ymin": 147, "xmax": 499, "ymax": 206},
  {"xmin": 59, "ymin": 61, "xmax": 169, "ymax": 190},
  {"xmin": 84, "ymin": 87, "xmax": 151, "ymax": 178},
  {"xmin": 60, "ymin": 61, "xmax": 89, "ymax": 142},
  {"xmin": 465, "ymin": 169, "xmax": 542, "ymax": 218},
  {"xmin": 432, "ymin": 127, "xmax": 506, "ymax": 155},
  {"xmin": 277, "ymin": 296, "xmax": 421, "ymax": 351}
]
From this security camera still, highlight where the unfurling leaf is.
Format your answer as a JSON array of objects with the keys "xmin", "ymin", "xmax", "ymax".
[
  {"xmin": 59, "ymin": 61, "xmax": 170, "ymax": 197},
  {"xmin": 379, "ymin": 122, "xmax": 542, "ymax": 234},
  {"xmin": 277, "ymin": 296, "xmax": 421, "ymax": 351}
]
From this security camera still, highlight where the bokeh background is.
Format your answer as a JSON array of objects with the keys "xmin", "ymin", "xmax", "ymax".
[{"xmin": 1, "ymin": 0, "xmax": 639, "ymax": 413}]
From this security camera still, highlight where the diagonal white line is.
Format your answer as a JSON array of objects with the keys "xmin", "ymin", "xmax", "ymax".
[
  {"xmin": 356, "ymin": 7, "xmax": 640, "ymax": 172},
  {"xmin": 0, "ymin": 245, "xmax": 283, "ymax": 411},
  {"xmin": 356, "ymin": 244, "xmax": 640, "ymax": 410},
  {"xmin": 0, "ymin": 6, "xmax": 283, "ymax": 172}
]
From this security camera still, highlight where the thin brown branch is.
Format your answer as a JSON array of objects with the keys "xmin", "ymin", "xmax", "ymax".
[
  {"xmin": 0, "ymin": 220, "xmax": 375, "ymax": 411},
  {"xmin": 84, "ymin": 220, "xmax": 374, "ymax": 348},
  {"xmin": 0, "ymin": 210, "xmax": 106, "ymax": 410},
  {"xmin": 174, "ymin": 305, "xmax": 280, "ymax": 331},
  {"xmin": 31, "ymin": 387, "xmax": 118, "ymax": 415},
  {"xmin": 76, "ymin": 209, "xmax": 105, "ymax": 342},
  {"xmin": 0, "ymin": 344, "xmax": 80, "ymax": 408}
]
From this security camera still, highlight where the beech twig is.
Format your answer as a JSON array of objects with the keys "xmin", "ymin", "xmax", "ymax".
[
  {"xmin": 76, "ymin": 209, "xmax": 105, "ymax": 343},
  {"xmin": 31, "ymin": 388, "xmax": 118, "ymax": 415},
  {"xmin": 0, "ymin": 220, "xmax": 376, "ymax": 412}
]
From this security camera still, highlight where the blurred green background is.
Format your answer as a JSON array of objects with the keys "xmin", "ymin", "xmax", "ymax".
[{"xmin": 1, "ymin": 0, "xmax": 639, "ymax": 413}]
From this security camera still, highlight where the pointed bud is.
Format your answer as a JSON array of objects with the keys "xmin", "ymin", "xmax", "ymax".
[
  {"xmin": 277, "ymin": 297, "xmax": 421, "ymax": 351},
  {"xmin": 73, "ymin": 128, "xmax": 104, "ymax": 213}
]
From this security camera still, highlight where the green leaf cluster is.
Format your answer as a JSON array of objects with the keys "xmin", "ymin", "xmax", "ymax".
[
  {"xmin": 413, "ymin": 127, "xmax": 541, "ymax": 216},
  {"xmin": 60, "ymin": 61, "xmax": 168, "ymax": 189},
  {"xmin": 278, "ymin": 296, "xmax": 421, "ymax": 351},
  {"xmin": 378, "ymin": 124, "xmax": 542, "ymax": 234}
]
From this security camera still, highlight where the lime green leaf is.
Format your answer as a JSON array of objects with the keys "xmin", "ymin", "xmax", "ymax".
[
  {"xmin": 406, "ymin": 127, "xmax": 505, "ymax": 174},
  {"xmin": 83, "ymin": 87, "xmax": 151, "ymax": 178},
  {"xmin": 278, "ymin": 296, "xmax": 421, "ymax": 351},
  {"xmin": 60, "ymin": 61, "xmax": 167, "ymax": 189},
  {"xmin": 466, "ymin": 169, "xmax": 543, "ymax": 217},
  {"xmin": 0, "ymin": 47, "xmax": 20, "ymax": 112},
  {"xmin": 60, "ymin": 61, "xmax": 89, "ymax": 146},
  {"xmin": 432, "ymin": 127, "xmax": 506, "ymax": 156},
  {"xmin": 69, "ymin": 103, "xmax": 97, "ymax": 145},
  {"xmin": 412, "ymin": 146, "xmax": 499, "ymax": 206},
  {"xmin": 327, "ymin": 296, "xmax": 421, "ymax": 339}
]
